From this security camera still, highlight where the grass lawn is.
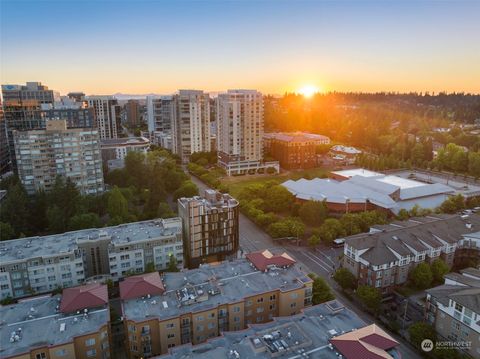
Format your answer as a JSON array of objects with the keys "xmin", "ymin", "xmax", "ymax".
[{"xmin": 222, "ymin": 167, "xmax": 328, "ymax": 198}]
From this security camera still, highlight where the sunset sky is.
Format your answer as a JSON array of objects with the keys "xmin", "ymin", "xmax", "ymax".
[{"xmin": 1, "ymin": 0, "xmax": 479, "ymax": 95}]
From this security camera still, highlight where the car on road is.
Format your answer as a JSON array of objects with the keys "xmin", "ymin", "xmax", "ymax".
[{"xmin": 333, "ymin": 238, "xmax": 345, "ymax": 248}]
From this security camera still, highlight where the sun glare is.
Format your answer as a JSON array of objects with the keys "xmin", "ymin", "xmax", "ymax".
[{"xmin": 298, "ymin": 85, "xmax": 319, "ymax": 98}]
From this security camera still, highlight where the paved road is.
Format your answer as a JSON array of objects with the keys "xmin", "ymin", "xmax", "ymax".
[{"xmin": 189, "ymin": 174, "xmax": 421, "ymax": 359}]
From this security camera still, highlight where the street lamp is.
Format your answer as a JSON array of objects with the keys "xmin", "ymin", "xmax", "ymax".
[{"xmin": 344, "ymin": 196, "xmax": 350, "ymax": 214}]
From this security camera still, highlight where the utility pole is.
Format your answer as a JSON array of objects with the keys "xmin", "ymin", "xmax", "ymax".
[{"xmin": 402, "ymin": 299, "xmax": 409, "ymax": 330}]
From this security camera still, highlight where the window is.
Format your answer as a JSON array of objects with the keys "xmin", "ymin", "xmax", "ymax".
[
  {"xmin": 55, "ymin": 349, "xmax": 67, "ymax": 356},
  {"xmin": 197, "ymin": 315, "xmax": 204, "ymax": 321},
  {"xmin": 167, "ymin": 333, "xmax": 175, "ymax": 338},
  {"xmin": 35, "ymin": 354, "xmax": 47, "ymax": 359},
  {"xmin": 85, "ymin": 338, "xmax": 96, "ymax": 346},
  {"xmin": 86, "ymin": 349, "xmax": 97, "ymax": 357},
  {"xmin": 166, "ymin": 323, "xmax": 175, "ymax": 329},
  {"xmin": 256, "ymin": 307, "xmax": 264, "ymax": 313},
  {"xmin": 208, "ymin": 322, "xmax": 215, "ymax": 329},
  {"xmin": 233, "ymin": 306, "xmax": 240, "ymax": 313}
]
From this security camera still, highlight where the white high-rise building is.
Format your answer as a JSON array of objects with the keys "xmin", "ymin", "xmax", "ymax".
[
  {"xmin": 216, "ymin": 90, "xmax": 278, "ymax": 175},
  {"xmin": 86, "ymin": 96, "xmax": 121, "ymax": 139},
  {"xmin": 146, "ymin": 95, "xmax": 175, "ymax": 133},
  {"xmin": 173, "ymin": 90, "xmax": 211, "ymax": 162},
  {"xmin": 217, "ymin": 89, "xmax": 263, "ymax": 161}
]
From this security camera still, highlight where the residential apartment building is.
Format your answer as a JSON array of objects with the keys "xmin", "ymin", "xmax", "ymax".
[
  {"xmin": 160, "ymin": 303, "xmax": 397, "ymax": 359},
  {"xmin": 0, "ymin": 283, "xmax": 111, "ymax": 359},
  {"xmin": 67, "ymin": 91, "xmax": 86, "ymax": 102},
  {"xmin": 100, "ymin": 136, "xmax": 150, "ymax": 169},
  {"xmin": 173, "ymin": 90, "xmax": 210, "ymax": 163},
  {"xmin": 146, "ymin": 96, "xmax": 175, "ymax": 134},
  {"xmin": 342, "ymin": 215, "xmax": 480, "ymax": 294},
  {"xmin": 41, "ymin": 96, "xmax": 95, "ymax": 129},
  {"xmin": 0, "ymin": 99, "xmax": 10, "ymax": 175},
  {"xmin": 425, "ymin": 268, "xmax": 480, "ymax": 358},
  {"xmin": 2, "ymin": 82, "xmax": 55, "ymax": 172},
  {"xmin": 121, "ymin": 251, "xmax": 313, "ymax": 358},
  {"xmin": 12, "ymin": 120, "xmax": 104, "ymax": 195},
  {"xmin": 126, "ymin": 99, "xmax": 141, "ymax": 127},
  {"xmin": 178, "ymin": 189, "xmax": 239, "ymax": 269},
  {"xmin": 86, "ymin": 96, "xmax": 121, "ymax": 139},
  {"xmin": 217, "ymin": 90, "xmax": 263, "ymax": 163},
  {"xmin": 264, "ymin": 132, "xmax": 331, "ymax": 169},
  {"xmin": 216, "ymin": 89, "xmax": 279, "ymax": 175},
  {"xmin": 0, "ymin": 218, "xmax": 183, "ymax": 300}
]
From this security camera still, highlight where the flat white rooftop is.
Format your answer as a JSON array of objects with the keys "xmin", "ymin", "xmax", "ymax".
[
  {"xmin": 332, "ymin": 168, "xmax": 382, "ymax": 178},
  {"xmin": 377, "ymin": 175, "xmax": 424, "ymax": 189}
]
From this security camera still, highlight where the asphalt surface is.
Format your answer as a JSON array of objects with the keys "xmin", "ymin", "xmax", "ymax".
[{"xmin": 189, "ymin": 174, "xmax": 422, "ymax": 359}]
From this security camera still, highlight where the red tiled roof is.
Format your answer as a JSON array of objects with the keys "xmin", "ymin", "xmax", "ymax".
[
  {"xmin": 329, "ymin": 340, "xmax": 388, "ymax": 359},
  {"xmin": 330, "ymin": 324, "xmax": 399, "ymax": 359},
  {"xmin": 60, "ymin": 283, "xmax": 108, "ymax": 313},
  {"xmin": 120, "ymin": 272, "xmax": 165, "ymax": 300},
  {"xmin": 361, "ymin": 333, "xmax": 399, "ymax": 350},
  {"xmin": 245, "ymin": 250, "xmax": 296, "ymax": 271}
]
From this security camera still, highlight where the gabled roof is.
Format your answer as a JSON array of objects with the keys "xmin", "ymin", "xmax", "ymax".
[
  {"xmin": 120, "ymin": 272, "xmax": 165, "ymax": 300},
  {"xmin": 330, "ymin": 324, "xmax": 399, "ymax": 359},
  {"xmin": 400, "ymin": 182, "xmax": 454, "ymax": 200},
  {"xmin": 246, "ymin": 250, "xmax": 296, "ymax": 271},
  {"xmin": 60, "ymin": 283, "xmax": 108, "ymax": 313}
]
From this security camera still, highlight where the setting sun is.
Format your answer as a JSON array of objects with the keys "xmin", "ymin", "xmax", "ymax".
[{"xmin": 298, "ymin": 85, "xmax": 320, "ymax": 98}]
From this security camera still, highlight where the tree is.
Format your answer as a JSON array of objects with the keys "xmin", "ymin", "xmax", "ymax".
[
  {"xmin": 68, "ymin": 213, "xmax": 101, "ymax": 231},
  {"xmin": 263, "ymin": 185, "xmax": 294, "ymax": 213},
  {"xmin": 439, "ymin": 194, "xmax": 465, "ymax": 214},
  {"xmin": 167, "ymin": 254, "xmax": 179, "ymax": 272},
  {"xmin": 308, "ymin": 235, "xmax": 320, "ymax": 247},
  {"xmin": 431, "ymin": 259, "xmax": 449, "ymax": 284},
  {"xmin": 333, "ymin": 268, "xmax": 357, "ymax": 291},
  {"xmin": 0, "ymin": 182, "xmax": 29, "ymax": 236},
  {"xmin": 408, "ymin": 322, "xmax": 436, "ymax": 350},
  {"xmin": 47, "ymin": 205, "xmax": 66, "ymax": 233},
  {"xmin": 411, "ymin": 142, "xmax": 425, "ymax": 165},
  {"xmin": 298, "ymin": 200, "xmax": 328, "ymax": 226},
  {"xmin": 145, "ymin": 262, "xmax": 155, "ymax": 273},
  {"xmin": 356, "ymin": 285, "xmax": 382, "ymax": 314},
  {"xmin": 410, "ymin": 262, "xmax": 433, "ymax": 289},
  {"xmin": 468, "ymin": 151, "xmax": 480, "ymax": 178},
  {"xmin": 309, "ymin": 274, "xmax": 334, "ymax": 304},
  {"xmin": 173, "ymin": 181, "xmax": 199, "ymax": 200},
  {"xmin": 157, "ymin": 202, "xmax": 176, "ymax": 218},
  {"xmin": 107, "ymin": 187, "xmax": 129, "ymax": 221},
  {"xmin": 0, "ymin": 222, "xmax": 15, "ymax": 241},
  {"xmin": 316, "ymin": 218, "xmax": 345, "ymax": 244},
  {"xmin": 0, "ymin": 296, "xmax": 14, "ymax": 305},
  {"xmin": 397, "ymin": 209, "xmax": 409, "ymax": 220},
  {"xmin": 267, "ymin": 217, "xmax": 305, "ymax": 238}
]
